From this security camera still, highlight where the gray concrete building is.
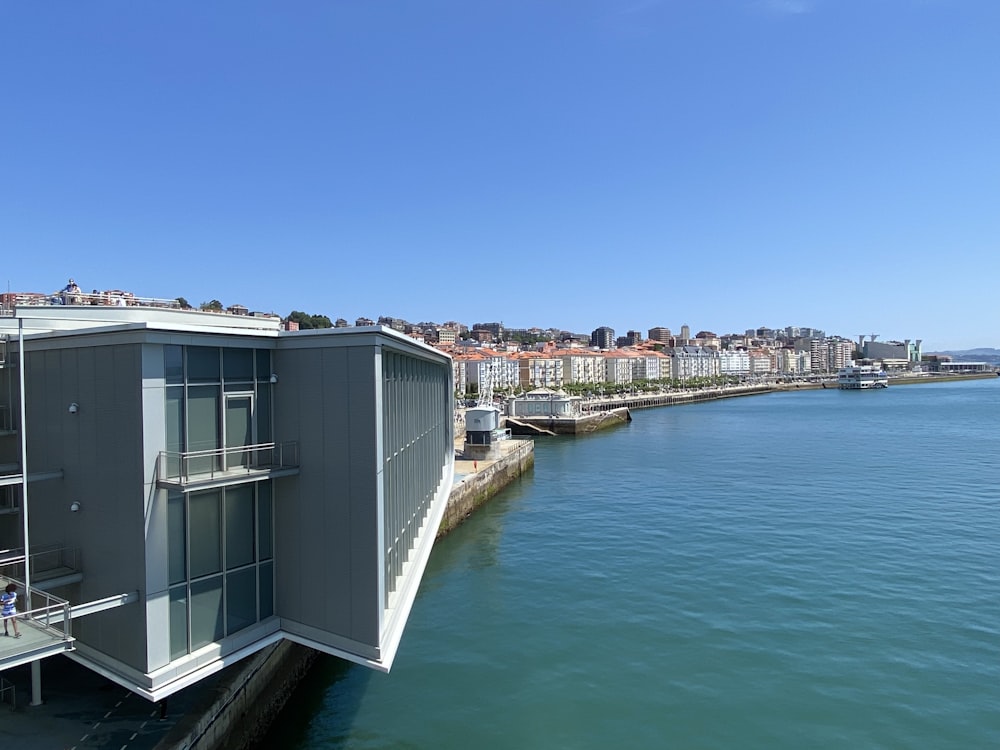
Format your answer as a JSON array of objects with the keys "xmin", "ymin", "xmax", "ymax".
[{"xmin": 0, "ymin": 305, "xmax": 454, "ymax": 702}]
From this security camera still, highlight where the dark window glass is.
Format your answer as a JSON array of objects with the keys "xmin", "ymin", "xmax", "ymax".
[
  {"xmin": 223, "ymin": 348, "xmax": 253, "ymax": 382},
  {"xmin": 190, "ymin": 576, "xmax": 224, "ymax": 648},
  {"xmin": 188, "ymin": 347, "xmax": 220, "ymax": 383},
  {"xmin": 257, "ymin": 385, "xmax": 272, "ymax": 443},
  {"xmin": 165, "ymin": 388, "xmax": 184, "ymax": 478},
  {"xmin": 168, "ymin": 492, "xmax": 186, "ymax": 585},
  {"xmin": 165, "ymin": 345, "xmax": 184, "ymax": 385},
  {"xmin": 189, "ymin": 490, "xmax": 222, "ymax": 578},
  {"xmin": 256, "ymin": 350, "xmax": 271, "ymax": 382},
  {"xmin": 226, "ymin": 567, "xmax": 257, "ymax": 634},
  {"xmin": 259, "ymin": 561, "xmax": 274, "ymax": 619},
  {"xmin": 169, "ymin": 585, "xmax": 188, "ymax": 659},
  {"xmin": 225, "ymin": 485, "xmax": 255, "ymax": 569},
  {"xmin": 187, "ymin": 386, "xmax": 220, "ymax": 474},
  {"xmin": 258, "ymin": 484, "xmax": 272, "ymax": 560}
]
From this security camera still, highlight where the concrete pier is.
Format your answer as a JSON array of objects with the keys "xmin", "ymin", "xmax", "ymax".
[
  {"xmin": 439, "ymin": 438, "xmax": 534, "ymax": 538},
  {"xmin": 507, "ymin": 407, "xmax": 631, "ymax": 436}
]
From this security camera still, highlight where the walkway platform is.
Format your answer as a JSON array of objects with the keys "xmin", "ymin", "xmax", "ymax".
[
  {"xmin": 1, "ymin": 654, "xmax": 230, "ymax": 750},
  {"xmin": 0, "ymin": 619, "xmax": 74, "ymax": 671}
]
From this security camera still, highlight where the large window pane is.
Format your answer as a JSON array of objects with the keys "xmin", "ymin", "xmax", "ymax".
[
  {"xmin": 190, "ymin": 576, "xmax": 224, "ymax": 649},
  {"xmin": 187, "ymin": 386, "xmax": 220, "ymax": 474},
  {"xmin": 256, "ymin": 385, "xmax": 272, "ymax": 443},
  {"xmin": 224, "ymin": 395, "xmax": 253, "ymax": 469},
  {"xmin": 223, "ymin": 348, "xmax": 253, "ymax": 382},
  {"xmin": 165, "ymin": 388, "xmax": 184, "ymax": 478},
  {"xmin": 188, "ymin": 346, "xmax": 220, "ymax": 383},
  {"xmin": 258, "ymin": 484, "xmax": 272, "ymax": 561},
  {"xmin": 165, "ymin": 345, "xmax": 184, "ymax": 385},
  {"xmin": 189, "ymin": 490, "xmax": 222, "ymax": 578},
  {"xmin": 225, "ymin": 485, "xmax": 254, "ymax": 569},
  {"xmin": 169, "ymin": 585, "xmax": 188, "ymax": 659},
  {"xmin": 255, "ymin": 349, "xmax": 271, "ymax": 382},
  {"xmin": 259, "ymin": 561, "xmax": 274, "ymax": 619},
  {"xmin": 226, "ymin": 567, "xmax": 257, "ymax": 634},
  {"xmin": 167, "ymin": 492, "xmax": 186, "ymax": 585}
]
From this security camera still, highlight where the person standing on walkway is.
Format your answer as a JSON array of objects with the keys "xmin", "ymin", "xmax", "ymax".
[{"xmin": 2, "ymin": 583, "xmax": 20, "ymax": 638}]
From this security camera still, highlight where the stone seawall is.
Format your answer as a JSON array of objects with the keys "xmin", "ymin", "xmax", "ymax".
[
  {"xmin": 157, "ymin": 641, "xmax": 318, "ymax": 750},
  {"xmin": 438, "ymin": 439, "xmax": 534, "ymax": 538}
]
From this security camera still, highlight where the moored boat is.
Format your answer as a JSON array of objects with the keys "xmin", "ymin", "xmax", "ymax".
[{"xmin": 837, "ymin": 365, "xmax": 889, "ymax": 389}]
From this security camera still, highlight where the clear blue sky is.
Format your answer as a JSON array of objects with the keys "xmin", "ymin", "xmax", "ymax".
[{"xmin": 2, "ymin": 1, "xmax": 998, "ymax": 351}]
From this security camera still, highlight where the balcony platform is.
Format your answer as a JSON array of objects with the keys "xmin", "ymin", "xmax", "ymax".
[
  {"xmin": 156, "ymin": 465, "xmax": 299, "ymax": 492},
  {"xmin": 156, "ymin": 441, "xmax": 299, "ymax": 491},
  {"xmin": 0, "ymin": 620, "xmax": 75, "ymax": 672}
]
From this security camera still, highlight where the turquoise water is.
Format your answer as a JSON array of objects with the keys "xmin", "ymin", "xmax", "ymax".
[{"xmin": 273, "ymin": 379, "xmax": 1000, "ymax": 749}]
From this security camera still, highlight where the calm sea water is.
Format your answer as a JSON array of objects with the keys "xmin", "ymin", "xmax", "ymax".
[{"xmin": 271, "ymin": 379, "xmax": 1000, "ymax": 749}]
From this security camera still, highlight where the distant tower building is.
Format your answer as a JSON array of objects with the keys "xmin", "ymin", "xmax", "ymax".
[
  {"xmin": 679, "ymin": 325, "xmax": 691, "ymax": 343},
  {"xmin": 621, "ymin": 330, "xmax": 643, "ymax": 347},
  {"xmin": 472, "ymin": 322, "xmax": 504, "ymax": 340},
  {"xmin": 809, "ymin": 338, "xmax": 827, "ymax": 372},
  {"xmin": 590, "ymin": 326, "xmax": 615, "ymax": 350},
  {"xmin": 647, "ymin": 327, "xmax": 672, "ymax": 344}
]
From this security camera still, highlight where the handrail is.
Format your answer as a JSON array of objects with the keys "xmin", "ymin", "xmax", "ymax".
[
  {"xmin": 158, "ymin": 441, "xmax": 299, "ymax": 485},
  {"xmin": 0, "ymin": 545, "xmax": 79, "ymax": 580},
  {"xmin": 2, "ymin": 577, "xmax": 72, "ymax": 641}
]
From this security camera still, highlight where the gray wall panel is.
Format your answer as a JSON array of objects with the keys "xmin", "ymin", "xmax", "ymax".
[
  {"xmin": 273, "ymin": 342, "xmax": 381, "ymax": 651},
  {"xmin": 24, "ymin": 342, "xmax": 149, "ymax": 671},
  {"xmin": 345, "ymin": 347, "xmax": 379, "ymax": 644}
]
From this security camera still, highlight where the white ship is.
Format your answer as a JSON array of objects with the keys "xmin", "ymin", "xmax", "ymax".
[{"xmin": 837, "ymin": 365, "xmax": 889, "ymax": 389}]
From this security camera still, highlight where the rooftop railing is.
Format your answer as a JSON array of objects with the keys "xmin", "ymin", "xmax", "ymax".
[{"xmin": 158, "ymin": 441, "xmax": 299, "ymax": 487}]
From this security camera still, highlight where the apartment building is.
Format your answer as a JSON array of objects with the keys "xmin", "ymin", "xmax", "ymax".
[
  {"xmin": 668, "ymin": 346, "xmax": 721, "ymax": 380},
  {"xmin": 512, "ymin": 352, "xmax": 564, "ymax": 389},
  {"xmin": 603, "ymin": 353, "xmax": 634, "ymax": 385},
  {"xmin": 0, "ymin": 305, "xmax": 454, "ymax": 701},
  {"xmin": 631, "ymin": 352, "xmax": 666, "ymax": 382},
  {"xmin": 457, "ymin": 349, "xmax": 520, "ymax": 395},
  {"xmin": 719, "ymin": 349, "xmax": 751, "ymax": 377},
  {"xmin": 560, "ymin": 351, "xmax": 604, "ymax": 386}
]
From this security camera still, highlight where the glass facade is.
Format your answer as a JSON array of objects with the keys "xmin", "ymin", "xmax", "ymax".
[
  {"xmin": 381, "ymin": 349, "xmax": 452, "ymax": 605},
  {"xmin": 163, "ymin": 345, "xmax": 273, "ymax": 476},
  {"xmin": 167, "ymin": 483, "xmax": 274, "ymax": 657},
  {"xmin": 164, "ymin": 345, "xmax": 276, "ymax": 659}
]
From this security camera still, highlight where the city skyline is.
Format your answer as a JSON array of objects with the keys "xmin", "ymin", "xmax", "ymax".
[{"xmin": 3, "ymin": 2, "xmax": 999, "ymax": 351}]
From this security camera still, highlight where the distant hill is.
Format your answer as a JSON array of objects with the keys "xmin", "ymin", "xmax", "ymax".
[{"xmin": 932, "ymin": 348, "xmax": 1000, "ymax": 364}]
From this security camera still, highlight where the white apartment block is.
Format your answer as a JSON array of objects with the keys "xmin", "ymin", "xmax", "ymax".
[
  {"xmin": 603, "ymin": 354, "xmax": 634, "ymax": 385},
  {"xmin": 668, "ymin": 346, "xmax": 721, "ymax": 380},
  {"xmin": 632, "ymin": 353, "xmax": 666, "ymax": 382},
  {"xmin": 749, "ymin": 351, "xmax": 774, "ymax": 375},
  {"xmin": 776, "ymin": 348, "xmax": 811, "ymax": 374},
  {"xmin": 452, "ymin": 359, "xmax": 467, "ymax": 395},
  {"xmin": 719, "ymin": 349, "xmax": 750, "ymax": 377},
  {"xmin": 462, "ymin": 351, "xmax": 519, "ymax": 394},
  {"xmin": 560, "ymin": 352, "xmax": 604, "ymax": 385}
]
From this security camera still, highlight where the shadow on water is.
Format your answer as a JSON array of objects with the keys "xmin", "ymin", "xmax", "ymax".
[{"xmin": 253, "ymin": 654, "xmax": 371, "ymax": 749}]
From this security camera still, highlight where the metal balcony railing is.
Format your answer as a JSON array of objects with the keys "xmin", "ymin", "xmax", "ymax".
[
  {"xmin": 0, "ymin": 545, "xmax": 80, "ymax": 583},
  {"xmin": 1, "ymin": 576, "xmax": 73, "ymax": 642},
  {"xmin": 158, "ymin": 441, "xmax": 299, "ymax": 487}
]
